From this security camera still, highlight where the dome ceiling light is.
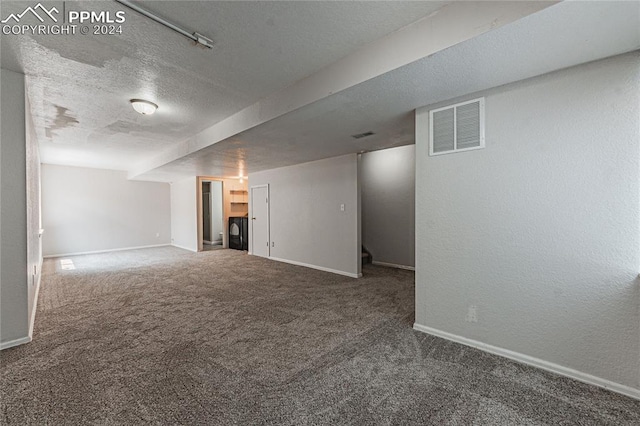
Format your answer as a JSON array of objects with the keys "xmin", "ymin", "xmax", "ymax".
[{"xmin": 130, "ymin": 99, "xmax": 158, "ymax": 115}]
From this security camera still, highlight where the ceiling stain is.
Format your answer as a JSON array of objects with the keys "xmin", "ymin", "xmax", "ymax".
[{"xmin": 45, "ymin": 106, "xmax": 79, "ymax": 139}]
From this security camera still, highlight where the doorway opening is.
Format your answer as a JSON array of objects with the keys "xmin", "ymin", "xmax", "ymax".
[
  {"xmin": 360, "ymin": 146, "xmax": 416, "ymax": 271},
  {"xmin": 201, "ymin": 180, "xmax": 224, "ymax": 251}
]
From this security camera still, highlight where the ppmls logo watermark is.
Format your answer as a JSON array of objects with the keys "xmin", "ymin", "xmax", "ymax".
[
  {"xmin": 1, "ymin": 3, "xmax": 59, "ymax": 23},
  {"xmin": 2, "ymin": 2, "xmax": 126, "ymax": 36}
]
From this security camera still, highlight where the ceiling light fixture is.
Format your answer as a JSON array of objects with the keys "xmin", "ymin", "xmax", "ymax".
[{"xmin": 130, "ymin": 99, "xmax": 158, "ymax": 115}]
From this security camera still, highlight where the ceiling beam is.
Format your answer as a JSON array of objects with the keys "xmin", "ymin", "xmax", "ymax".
[{"xmin": 127, "ymin": 1, "xmax": 556, "ymax": 180}]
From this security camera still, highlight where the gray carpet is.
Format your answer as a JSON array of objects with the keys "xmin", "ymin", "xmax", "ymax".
[{"xmin": 1, "ymin": 246, "xmax": 638, "ymax": 425}]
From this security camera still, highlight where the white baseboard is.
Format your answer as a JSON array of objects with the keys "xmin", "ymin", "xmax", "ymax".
[
  {"xmin": 44, "ymin": 244, "xmax": 171, "ymax": 258},
  {"xmin": 268, "ymin": 256, "xmax": 361, "ymax": 278},
  {"xmin": 372, "ymin": 261, "xmax": 415, "ymax": 271},
  {"xmin": 0, "ymin": 336, "xmax": 31, "ymax": 351},
  {"xmin": 171, "ymin": 244, "xmax": 198, "ymax": 253},
  {"xmin": 412, "ymin": 323, "xmax": 640, "ymax": 401}
]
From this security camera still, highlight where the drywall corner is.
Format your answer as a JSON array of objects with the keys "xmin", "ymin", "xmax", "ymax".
[
  {"xmin": 170, "ymin": 176, "xmax": 198, "ymax": 252},
  {"xmin": 25, "ymin": 81, "xmax": 42, "ymax": 338}
]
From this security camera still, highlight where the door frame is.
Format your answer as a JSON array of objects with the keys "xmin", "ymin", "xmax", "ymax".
[
  {"xmin": 249, "ymin": 184, "xmax": 270, "ymax": 257},
  {"xmin": 197, "ymin": 176, "xmax": 225, "ymax": 252},
  {"xmin": 202, "ymin": 189, "xmax": 213, "ymax": 244}
]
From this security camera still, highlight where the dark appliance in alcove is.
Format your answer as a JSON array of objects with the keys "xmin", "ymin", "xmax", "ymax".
[{"xmin": 229, "ymin": 217, "xmax": 248, "ymax": 250}]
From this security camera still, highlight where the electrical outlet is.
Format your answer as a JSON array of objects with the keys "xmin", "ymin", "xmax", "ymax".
[
  {"xmin": 271, "ymin": 242, "xmax": 274, "ymax": 247},
  {"xmin": 466, "ymin": 305, "xmax": 478, "ymax": 323},
  {"xmin": 340, "ymin": 204, "xmax": 345, "ymax": 212}
]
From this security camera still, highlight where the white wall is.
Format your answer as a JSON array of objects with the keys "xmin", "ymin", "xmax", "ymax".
[
  {"xmin": 1, "ymin": 69, "xmax": 42, "ymax": 349},
  {"xmin": 1, "ymin": 69, "xmax": 29, "ymax": 345},
  {"xmin": 171, "ymin": 176, "xmax": 198, "ymax": 252},
  {"xmin": 361, "ymin": 145, "xmax": 415, "ymax": 268},
  {"xmin": 42, "ymin": 165, "xmax": 171, "ymax": 256},
  {"xmin": 249, "ymin": 154, "xmax": 360, "ymax": 277},
  {"xmin": 414, "ymin": 53, "xmax": 640, "ymax": 395}
]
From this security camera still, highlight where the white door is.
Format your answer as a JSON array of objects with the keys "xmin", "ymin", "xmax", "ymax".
[{"xmin": 250, "ymin": 185, "xmax": 270, "ymax": 257}]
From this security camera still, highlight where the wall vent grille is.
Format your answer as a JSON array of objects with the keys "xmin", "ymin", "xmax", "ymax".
[{"xmin": 429, "ymin": 98, "xmax": 484, "ymax": 156}]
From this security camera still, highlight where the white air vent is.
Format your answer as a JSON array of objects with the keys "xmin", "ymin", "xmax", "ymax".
[{"xmin": 429, "ymin": 98, "xmax": 484, "ymax": 156}]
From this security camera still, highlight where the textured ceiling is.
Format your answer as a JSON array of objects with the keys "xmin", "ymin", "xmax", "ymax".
[
  {"xmin": 2, "ymin": 1, "xmax": 637, "ymax": 182},
  {"xmin": 135, "ymin": 1, "xmax": 640, "ymax": 182},
  {"xmin": 127, "ymin": 0, "xmax": 557, "ymax": 179},
  {"xmin": 1, "ymin": 0, "xmax": 448, "ymax": 170}
]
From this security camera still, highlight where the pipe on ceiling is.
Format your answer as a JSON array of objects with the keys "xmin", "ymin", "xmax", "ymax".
[{"xmin": 114, "ymin": 0, "xmax": 213, "ymax": 49}]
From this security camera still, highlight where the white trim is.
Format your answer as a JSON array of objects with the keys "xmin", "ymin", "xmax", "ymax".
[
  {"xmin": 0, "ymin": 336, "xmax": 31, "ymax": 351},
  {"xmin": 372, "ymin": 261, "xmax": 415, "ymax": 271},
  {"xmin": 44, "ymin": 244, "xmax": 172, "ymax": 258},
  {"xmin": 28, "ymin": 258, "xmax": 43, "ymax": 338},
  {"xmin": 171, "ymin": 243, "xmax": 198, "ymax": 253},
  {"xmin": 268, "ymin": 256, "xmax": 361, "ymax": 279},
  {"xmin": 412, "ymin": 323, "xmax": 640, "ymax": 401}
]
